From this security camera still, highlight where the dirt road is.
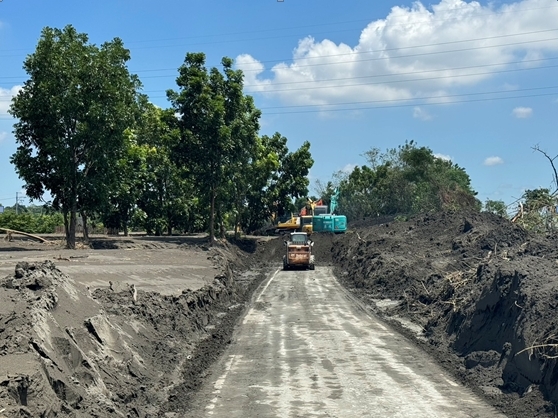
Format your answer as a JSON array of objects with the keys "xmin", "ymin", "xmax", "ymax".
[{"xmin": 187, "ymin": 266, "xmax": 506, "ymax": 417}]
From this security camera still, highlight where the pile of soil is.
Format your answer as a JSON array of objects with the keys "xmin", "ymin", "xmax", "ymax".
[
  {"xmin": 0, "ymin": 239, "xmax": 269, "ymax": 417},
  {"xmin": 328, "ymin": 211, "xmax": 558, "ymax": 418}
]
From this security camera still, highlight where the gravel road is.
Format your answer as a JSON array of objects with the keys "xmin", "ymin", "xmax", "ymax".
[{"xmin": 186, "ymin": 266, "xmax": 507, "ymax": 417}]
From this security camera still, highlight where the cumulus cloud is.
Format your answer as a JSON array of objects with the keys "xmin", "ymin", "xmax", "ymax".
[
  {"xmin": 484, "ymin": 156, "xmax": 504, "ymax": 166},
  {"xmin": 237, "ymin": 0, "xmax": 558, "ymax": 109},
  {"xmin": 434, "ymin": 153, "xmax": 451, "ymax": 161},
  {"xmin": 341, "ymin": 163, "xmax": 357, "ymax": 173},
  {"xmin": 0, "ymin": 86, "xmax": 22, "ymax": 116},
  {"xmin": 413, "ymin": 106, "xmax": 433, "ymax": 121},
  {"xmin": 512, "ymin": 106, "xmax": 533, "ymax": 118}
]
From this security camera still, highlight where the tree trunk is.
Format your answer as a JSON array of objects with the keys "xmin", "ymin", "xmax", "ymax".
[
  {"xmin": 234, "ymin": 199, "xmax": 242, "ymax": 239},
  {"xmin": 209, "ymin": 186, "xmax": 216, "ymax": 245},
  {"xmin": 68, "ymin": 209, "xmax": 76, "ymax": 249},
  {"xmin": 63, "ymin": 210, "xmax": 69, "ymax": 243},
  {"xmin": 81, "ymin": 211, "xmax": 89, "ymax": 244}
]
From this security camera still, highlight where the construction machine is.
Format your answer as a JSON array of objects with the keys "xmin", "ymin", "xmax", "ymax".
[{"xmin": 283, "ymin": 232, "xmax": 315, "ymax": 270}]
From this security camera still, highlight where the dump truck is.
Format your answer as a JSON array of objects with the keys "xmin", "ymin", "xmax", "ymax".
[{"xmin": 283, "ymin": 232, "xmax": 315, "ymax": 270}]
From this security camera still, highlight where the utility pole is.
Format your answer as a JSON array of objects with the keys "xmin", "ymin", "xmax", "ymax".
[{"xmin": 15, "ymin": 192, "xmax": 18, "ymax": 215}]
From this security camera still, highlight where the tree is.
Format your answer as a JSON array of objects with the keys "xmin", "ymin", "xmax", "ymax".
[
  {"xmin": 337, "ymin": 141, "xmax": 479, "ymax": 220},
  {"xmin": 269, "ymin": 137, "xmax": 314, "ymax": 217},
  {"xmin": 135, "ymin": 103, "xmax": 193, "ymax": 236},
  {"xmin": 9, "ymin": 25, "xmax": 140, "ymax": 248},
  {"xmin": 168, "ymin": 53, "xmax": 261, "ymax": 243},
  {"xmin": 483, "ymin": 199, "xmax": 508, "ymax": 218}
]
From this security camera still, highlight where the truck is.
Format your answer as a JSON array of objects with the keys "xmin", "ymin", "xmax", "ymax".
[{"xmin": 283, "ymin": 232, "xmax": 315, "ymax": 270}]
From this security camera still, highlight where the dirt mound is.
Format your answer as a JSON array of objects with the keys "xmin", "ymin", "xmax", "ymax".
[
  {"xmin": 331, "ymin": 210, "xmax": 558, "ymax": 417},
  {"xmin": 0, "ymin": 239, "xmax": 267, "ymax": 417}
]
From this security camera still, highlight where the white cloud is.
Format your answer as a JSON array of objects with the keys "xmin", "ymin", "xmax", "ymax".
[
  {"xmin": 237, "ymin": 0, "xmax": 558, "ymax": 109},
  {"xmin": 0, "ymin": 132, "xmax": 7, "ymax": 143},
  {"xmin": 413, "ymin": 106, "xmax": 433, "ymax": 121},
  {"xmin": 484, "ymin": 156, "xmax": 504, "ymax": 166},
  {"xmin": 512, "ymin": 106, "xmax": 533, "ymax": 118},
  {"xmin": 434, "ymin": 153, "xmax": 451, "ymax": 161},
  {"xmin": 0, "ymin": 86, "xmax": 22, "ymax": 116},
  {"xmin": 341, "ymin": 163, "xmax": 356, "ymax": 173}
]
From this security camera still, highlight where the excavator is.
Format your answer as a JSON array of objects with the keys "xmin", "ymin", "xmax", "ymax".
[{"xmin": 267, "ymin": 189, "xmax": 347, "ymax": 235}]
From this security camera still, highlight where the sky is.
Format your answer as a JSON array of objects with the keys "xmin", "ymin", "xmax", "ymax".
[{"xmin": 1, "ymin": 0, "xmax": 558, "ymax": 214}]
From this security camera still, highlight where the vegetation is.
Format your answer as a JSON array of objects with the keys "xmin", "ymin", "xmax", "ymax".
[
  {"xmin": 0, "ymin": 206, "xmax": 63, "ymax": 234},
  {"xmin": 9, "ymin": 26, "xmax": 314, "ymax": 246},
  {"xmin": 10, "ymin": 25, "xmax": 141, "ymax": 248},
  {"xmin": 334, "ymin": 141, "xmax": 480, "ymax": 220},
  {"xmin": 483, "ymin": 199, "xmax": 508, "ymax": 218},
  {"xmin": 512, "ymin": 188, "xmax": 558, "ymax": 234}
]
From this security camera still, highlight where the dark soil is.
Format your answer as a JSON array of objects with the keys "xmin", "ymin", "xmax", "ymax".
[{"xmin": 320, "ymin": 210, "xmax": 558, "ymax": 418}]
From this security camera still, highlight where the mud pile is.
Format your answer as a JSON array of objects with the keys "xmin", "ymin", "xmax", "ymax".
[
  {"xmin": 331, "ymin": 211, "xmax": 558, "ymax": 417},
  {"xmin": 0, "ymin": 239, "xmax": 266, "ymax": 417}
]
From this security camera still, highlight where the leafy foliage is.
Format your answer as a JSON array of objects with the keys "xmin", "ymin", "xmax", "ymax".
[
  {"xmin": 0, "ymin": 211, "xmax": 63, "ymax": 234},
  {"xmin": 9, "ymin": 25, "xmax": 141, "ymax": 248},
  {"xmin": 483, "ymin": 199, "xmax": 508, "ymax": 218},
  {"xmin": 337, "ymin": 141, "xmax": 479, "ymax": 220},
  {"xmin": 8, "ymin": 25, "xmax": 316, "ymax": 242},
  {"xmin": 513, "ymin": 188, "xmax": 558, "ymax": 234}
]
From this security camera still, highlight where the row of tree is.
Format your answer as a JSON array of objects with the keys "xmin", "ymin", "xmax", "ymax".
[{"xmin": 9, "ymin": 25, "xmax": 313, "ymax": 248}]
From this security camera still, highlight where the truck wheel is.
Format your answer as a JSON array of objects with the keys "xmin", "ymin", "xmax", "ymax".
[{"xmin": 309, "ymin": 264, "xmax": 315, "ymax": 270}]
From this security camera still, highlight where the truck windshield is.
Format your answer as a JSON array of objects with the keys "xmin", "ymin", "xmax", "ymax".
[{"xmin": 291, "ymin": 235, "xmax": 307, "ymax": 244}]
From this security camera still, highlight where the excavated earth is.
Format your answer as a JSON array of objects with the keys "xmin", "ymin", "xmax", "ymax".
[
  {"xmin": 2, "ymin": 211, "xmax": 558, "ymax": 417},
  {"xmin": 0, "ymin": 235, "xmax": 271, "ymax": 417},
  {"xmin": 328, "ymin": 211, "xmax": 558, "ymax": 418}
]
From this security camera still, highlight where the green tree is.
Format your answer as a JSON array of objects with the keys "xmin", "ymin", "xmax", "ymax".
[
  {"xmin": 483, "ymin": 199, "xmax": 508, "ymax": 218},
  {"xmin": 514, "ymin": 188, "xmax": 557, "ymax": 233},
  {"xmin": 241, "ymin": 135, "xmax": 281, "ymax": 233},
  {"xmin": 136, "ymin": 103, "xmax": 192, "ymax": 235},
  {"xmin": 270, "ymin": 138, "xmax": 314, "ymax": 217},
  {"xmin": 168, "ymin": 53, "xmax": 261, "ymax": 243},
  {"xmin": 9, "ymin": 25, "xmax": 140, "ymax": 248},
  {"xmin": 337, "ymin": 141, "xmax": 478, "ymax": 220}
]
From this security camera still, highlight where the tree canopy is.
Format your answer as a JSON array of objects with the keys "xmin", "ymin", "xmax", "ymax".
[
  {"xmin": 336, "ymin": 141, "xmax": 479, "ymax": 220},
  {"xmin": 10, "ymin": 25, "xmax": 141, "ymax": 248}
]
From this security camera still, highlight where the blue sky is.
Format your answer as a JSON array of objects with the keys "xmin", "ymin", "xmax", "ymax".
[{"xmin": 1, "ymin": 0, "xmax": 558, "ymax": 214}]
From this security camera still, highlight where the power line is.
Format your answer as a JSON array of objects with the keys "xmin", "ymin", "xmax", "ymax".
[
  {"xmin": 257, "ymin": 85, "xmax": 558, "ymax": 110},
  {"xmin": 0, "ymin": 4, "xmax": 556, "ymax": 59},
  {"xmin": 234, "ymin": 28, "xmax": 558, "ymax": 69},
  {"xmin": 137, "ymin": 62, "xmax": 558, "ymax": 97},
  {"xmin": 0, "ymin": 88, "xmax": 556, "ymax": 121},
  {"xmin": 3, "ymin": 54, "xmax": 558, "ymax": 92},
  {"xmin": 238, "ymin": 36, "xmax": 558, "ymax": 73},
  {"xmin": 1, "ymin": 28, "xmax": 558, "ymax": 81},
  {"xmin": 260, "ymin": 91, "xmax": 558, "ymax": 115}
]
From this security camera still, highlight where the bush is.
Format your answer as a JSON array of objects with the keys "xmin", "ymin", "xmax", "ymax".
[{"xmin": 0, "ymin": 211, "xmax": 63, "ymax": 234}]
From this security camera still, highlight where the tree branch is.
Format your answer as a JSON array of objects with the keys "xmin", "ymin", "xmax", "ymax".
[{"xmin": 532, "ymin": 145, "xmax": 558, "ymax": 195}]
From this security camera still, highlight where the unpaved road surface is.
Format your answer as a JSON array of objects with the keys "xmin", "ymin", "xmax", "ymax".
[{"xmin": 187, "ymin": 266, "xmax": 505, "ymax": 417}]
